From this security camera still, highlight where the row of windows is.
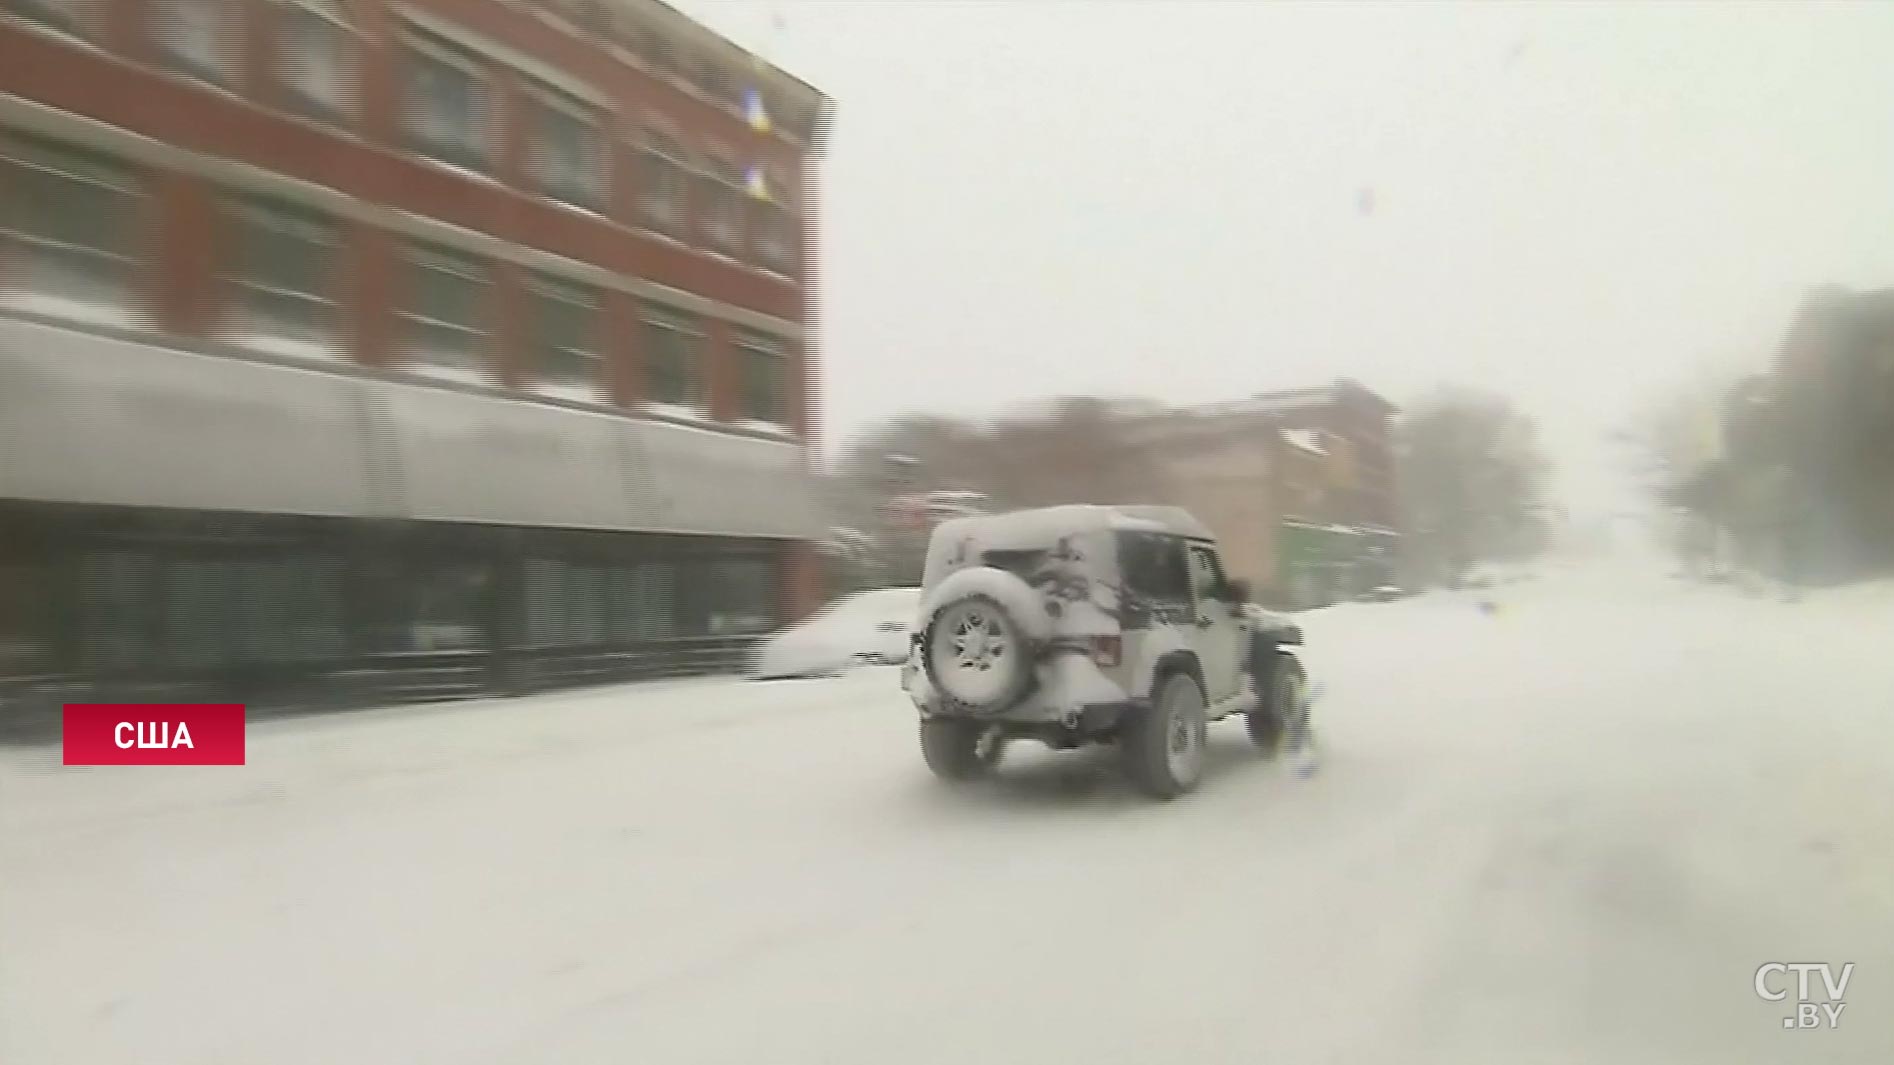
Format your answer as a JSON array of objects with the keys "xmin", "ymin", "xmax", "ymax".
[
  {"xmin": 9, "ymin": 1, "xmax": 358, "ymax": 114},
  {"xmin": 402, "ymin": 21, "xmax": 800, "ymax": 270},
  {"xmin": 529, "ymin": 0, "xmax": 800, "ymax": 121},
  {"xmin": 42, "ymin": 545, "xmax": 780, "ymax": 674},
  {"xmin": 80, "ymin": 551, "xmax": 349, "ymax": 671},
  {"xmin": 0, "ymin": 129, "xmax": 793, "ymax": 422},
  {"xmin": 8, "ymin": 0, "xmax": 806, "ymax": 133},
  {"xmin": 4, "ymin": 0, "xmax": 803, "ymax": 274},
  {"xmin": 521, "ymin": 556, "xmax": 773, "ymax": 648}
]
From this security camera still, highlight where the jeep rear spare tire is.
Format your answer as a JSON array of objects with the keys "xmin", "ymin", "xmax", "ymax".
[
  {"xmin": 922, "ymin": 593, "xmax": 1035, "ymax": 712},
  {"xmin": 1121, "ymin": 671, "xmax": 1209, "ymax": 800}
]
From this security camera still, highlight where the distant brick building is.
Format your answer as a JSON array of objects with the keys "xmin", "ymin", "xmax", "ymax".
[
  {"xmin": 1132, "ymin": 380, "xmax": 1401, "ymax": 608},
  {"xmin": 0, "ymin": 0, "xmax": 832, "ymax": 707}
]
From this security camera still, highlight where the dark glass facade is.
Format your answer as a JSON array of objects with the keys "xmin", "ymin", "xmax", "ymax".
[{"xmin": 0, "ymin": 501, "xmax": 785, "ymax": 719}]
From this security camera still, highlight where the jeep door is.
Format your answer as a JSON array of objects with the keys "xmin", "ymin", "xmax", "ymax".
[
  {"xmin": 1116, "ymin": 530, "xmax": 1191, "ymax": 691},
  {"xmin": 1185, "ymin": 542, "xmax": 1245, "ymax": 705}
]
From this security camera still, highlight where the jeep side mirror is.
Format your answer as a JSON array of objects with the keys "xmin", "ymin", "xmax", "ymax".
[{"xmin": 1225, "ymin": 578, "xmax": 1251, "ymax": 604}]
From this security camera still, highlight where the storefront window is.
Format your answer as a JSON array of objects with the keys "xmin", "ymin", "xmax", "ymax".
[
  {"xmin": 613, "ymin": 563, "xmax": 675, "ymax": 641},
  {"xmin": 164, "ymin": 557, "xmax": 231, "ymax": 670},
  {"xmin": 0, "ymin": 561, "xmax": 49, "ymax": 677},
  {"xmin": 524, "ymin": 558, "xmax": 566, "ymax": 647},
  {"xmin": 162, "ymin": 553, "xmax": 355, "ymax": 668},
  {"xmin": 271, "ymin": 556, "xmax": 346, "ymax": 662},
  {"xmin": 397, "ymin": 562, "xmax": 485, "ymax": 653},
  {"xmin": 703, "ymin": 558, "xmax": 776, "ymax": 636},
  {"xmin": 567, "ymin": 563, "xmax": 607, "ymax": 645},
  {"xmin": 76, "ymin": 552, "xmax": 154, "ymax": 673}
]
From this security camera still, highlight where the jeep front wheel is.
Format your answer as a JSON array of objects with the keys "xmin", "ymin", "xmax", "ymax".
[
  {"xmin": 1121, "ymin": 672, "xmax": 1209, "ymax": 800},
  {"xmin": 1245, "ymin": 652, "xmax": 1306, "ymax": 756},
  {"xmin": 919, "ymin": 718, "xmax": 1005, "ymax": 782}
]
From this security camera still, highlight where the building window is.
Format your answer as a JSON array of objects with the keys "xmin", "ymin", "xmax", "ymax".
[
  {"xmin": 529, "ymin": 83, "xmax": 603, "ymax": 210},
  {"xmin": 402, "ymin": 30, "xmax": 488, "ymax": 172},
  {"xmin": 696, "ymin": 156, "xmax": 742, "ymax": 250},
  {"xmin": 400, "ymin": 242, "xmax": 492, "ymax": 372},
  {"xmin": 277, "ymin": 0, "xmax": 354, "ymax": 124},
  {"xmin": 0, "ymin": 131, "xmax": 141, "ymax": 312},
  {"xmin": 697, "ymin": 61, "xmax": 736, "ymax": 110},
  {"xmin": 529, "ymin": 273, "xmax": 602, "ymax": 392},
  {"xmin": 4, "ymin": 0, "xmax": 91, "ymax": 36},
  {"xmin": 750, "ymin": 196, "xmax": 793, "ymax": 273},
  {"xmin": 227, "ymin": 196, "xmax": 339, "ymax": 343},
  {"xmin": 152, "ymin": 0, "xmax": 234, "ymax": 85},
  {"xmin": 641, "ymin": 304, "xmax": 701, "ymax": 408},
  {"xmin": 734, "ymin": 330, "xmax": 786, "ymax": 424},
  {"xmin": 637, "ymin": 130, "xmax": 688, "ymax": 233},
  {"xmin": 562, "ymin": 0, "xmax": 613, "ymax": 38}
]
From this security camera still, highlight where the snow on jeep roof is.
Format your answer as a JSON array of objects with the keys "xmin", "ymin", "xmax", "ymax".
[{"xmin": 928, "ymin": 504, "xmax": 1213, "ymax": 551}]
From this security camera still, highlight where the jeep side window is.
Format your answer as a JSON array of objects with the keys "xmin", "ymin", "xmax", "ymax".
[
  {"xmin": 1120, "ymin": 532, "xmax": 1189, "ymax": 603},
  {"xmin": 1186, "ymin": 544, "xmax": 1227, "ymax": 604}
]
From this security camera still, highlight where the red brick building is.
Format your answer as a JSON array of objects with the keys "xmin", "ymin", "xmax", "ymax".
[
  {"xmin": 0, "ymin": 0, "xmax": 833, "ymax": 707},
  {"xmin": 1133, "ymin": 380, "xmax": 1401, "ymax": 608}
]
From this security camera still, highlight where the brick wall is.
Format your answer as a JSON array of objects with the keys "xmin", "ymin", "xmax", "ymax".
[{"xmin": 0, "ymin": 0, "xmax": 832, "ymax": 624}]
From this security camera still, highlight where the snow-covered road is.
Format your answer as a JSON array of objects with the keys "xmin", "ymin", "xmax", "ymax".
[{"xmin": 4, "ymin": 564, "xmax": 1892, "ymax": 1064}]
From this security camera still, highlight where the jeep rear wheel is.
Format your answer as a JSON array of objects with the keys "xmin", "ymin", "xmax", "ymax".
[
  {"xmin": 919, "ymin": 718, "xmax": 1005, "ymax": 782},
  {"xmin": 922, "ymin": 593, "xmax": 1034, "ymax": 712},
  {"xmin": 1121, "ymin": 672, "xmax": 1208, "ymax": 800}
]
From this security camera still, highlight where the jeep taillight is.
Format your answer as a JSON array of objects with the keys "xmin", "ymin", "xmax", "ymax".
[{"xmin": 1091, "ymin": 635, "xmax": 1122, "ymax": 667}]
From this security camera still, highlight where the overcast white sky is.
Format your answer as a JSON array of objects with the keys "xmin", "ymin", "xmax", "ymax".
[{"xmin": 676, "ymin": 0, "xmax": 1894, "ymax": 518}]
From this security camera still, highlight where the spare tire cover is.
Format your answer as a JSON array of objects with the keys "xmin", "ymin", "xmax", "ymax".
[{"xmin": 919, "ymin": 567, "xmax": 1048, "ymax": 711}]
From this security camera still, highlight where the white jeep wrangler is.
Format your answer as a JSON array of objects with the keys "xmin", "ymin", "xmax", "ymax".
[{"xmin": 900, "ymin": 504, "xmax": 1312, "ymax": 799}]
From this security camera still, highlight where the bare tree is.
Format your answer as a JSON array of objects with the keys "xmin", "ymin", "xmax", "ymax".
[
  {"xmin": 823, "ymin": 398, "xmax": 1172, "ymax": 585},
  {"xmin": 975, "ymin": 396, "xmax": 1168, "ymax": 508},
  {"xmin": 1396, "ymin": 388, "xmax": 1553, "ymax": 586}
]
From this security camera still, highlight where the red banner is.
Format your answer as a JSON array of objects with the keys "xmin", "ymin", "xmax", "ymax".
[{"xmin": 62, "ymin": 704, "xmax": 247, "ymax": 766}]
